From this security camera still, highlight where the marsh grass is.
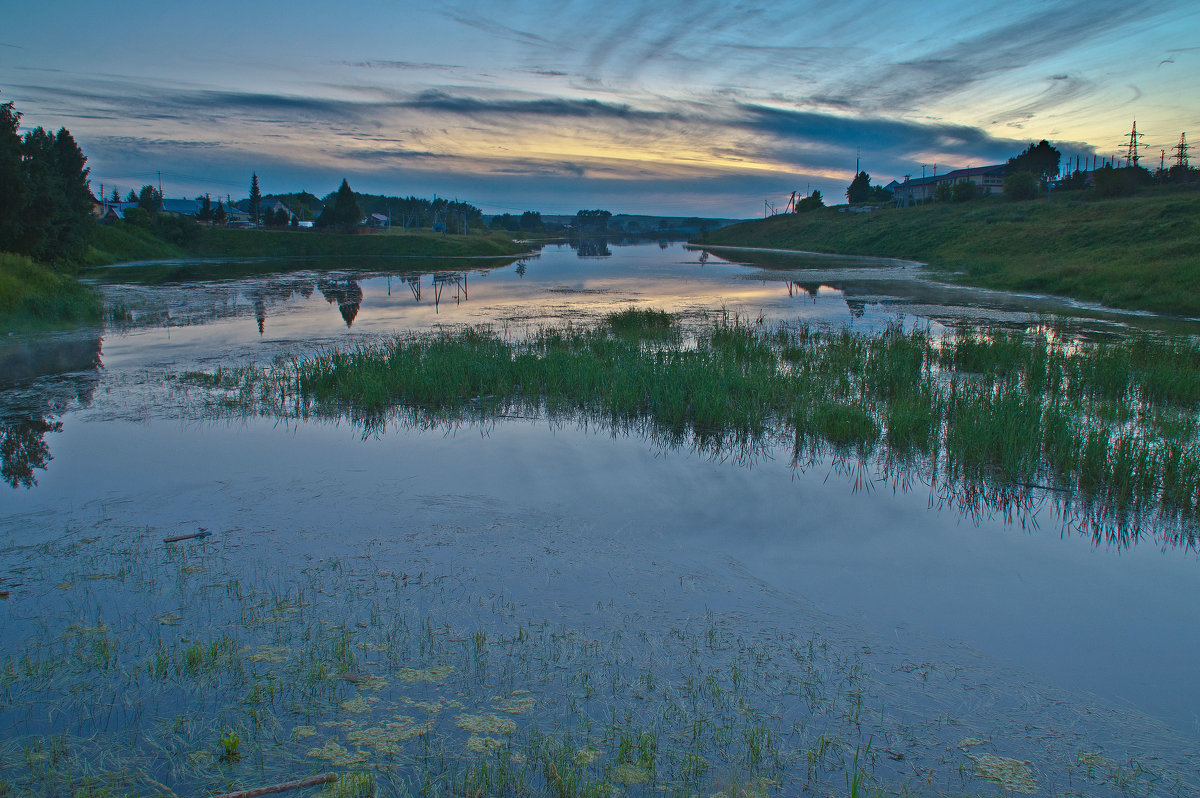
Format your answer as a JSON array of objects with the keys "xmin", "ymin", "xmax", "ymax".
[
  {"xmin": 182, "ymin": 314, "xmax": 1200, "ymax": 545},
  {"xmin": 0, "ymin": 252, "xmax": 102, "ymax": 329}
]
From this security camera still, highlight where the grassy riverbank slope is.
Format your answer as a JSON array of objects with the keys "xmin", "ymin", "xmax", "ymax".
[
  {"xmin": 699, "ymin": 188, "xmax": 1200, "ymax": 317},
  {"xmin": 0, "ymin": 252, "xmax": 102, "ymax": 331},
  {"xmin": 84, "ymin": 224, "xmax": 525, "ymax": 266}
]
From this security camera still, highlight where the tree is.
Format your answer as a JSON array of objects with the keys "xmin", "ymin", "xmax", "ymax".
[
  {"xmin": 0, "ymin": 102, "xmax": 25, "ymax": 253},
  {"xmin": 795, "ymin": 191, "xmax": 824, "ymax": 212},
  {"xmin": 213, "ymin": 201, "xmax": 227, "ymax": 225},
  {"xmin": 125, "ymin": 189, "xmax": 138, "ymax": 203},
  {"xmin": 1007, "ymin": 140, "xmax": 1061, "ymax": 177},
  {"xmin": 519, "ymin": 211, "xmax": 543, "ymax": 231},
  {"xmin": 249, "ymin": 173, "xmax": 262, "ymax": 226},
  {"xmin": 137, "ymin": 185, "xmax": 162, "ymax": 212},
  {"xmin": 934, "ymin": 181, "xmax": 953, "ymax": 202},
  {"xmin": 574, "ymin": 209, "xmax": 611, "ymax": 232},
  {"xmin": 846, "ymin": 171, "xmax": 872, "ymax": 204},
  {"xmin": 1004, "ymin": 171, "xmax": 1039, "ymax": 201},
  {"xmin": 316, "ymin": 179, "xmax": 362, "ymax": 232},
  {"xmin": 197, "ymin": 194, "xmax": 213, "ymax": 222},
  {"xmin": 489, "ymin": 213, "xmax": 520, "ymax": 231},
  {"xmin": 109, "ymin": 187, "xmax": 121, "ymax": 203},
  {"xmin": 3, "ymin": 121, "xmax": 94, "ymax": 263}
]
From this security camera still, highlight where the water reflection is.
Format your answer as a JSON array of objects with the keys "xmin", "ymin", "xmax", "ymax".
[
  {"xmin": 0, "ymin": 332, "xmax": 102, "ymax": 487},
  {"xmin": 571, "ymin": 238, "xmax": 612, "ymax": 258},
  {"xmin": 302, "ymin": 401, "xmax": 1199, "ymax": 552},
  {"xmin": 318, "ymin": 278, "xmax": 364, "ymax": 327},
  {"xmin": 1, "ymin": 415, "xmax": 61, "ymax": 488}
]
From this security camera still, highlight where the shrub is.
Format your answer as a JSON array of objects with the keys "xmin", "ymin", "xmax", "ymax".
[
  {"xmin": 1004, "ymin": 171, "xmax": 1039, "ymax": 201},
  {"xmin": 952, "ymin": 180, "xmax": 979, "ymax": 202}
]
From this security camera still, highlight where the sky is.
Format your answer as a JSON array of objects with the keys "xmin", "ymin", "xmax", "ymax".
[{"xmin": 3, "ymin": 0, "xmax": 1199, "ymax": 217}]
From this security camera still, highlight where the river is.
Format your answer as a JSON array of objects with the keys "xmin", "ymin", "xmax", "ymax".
[{"xmin": 1, "ymin": 240, "xmax": 1197, "ymax": 796}]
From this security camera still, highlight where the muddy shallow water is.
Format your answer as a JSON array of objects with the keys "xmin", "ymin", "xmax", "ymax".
[{"xmin": 2, "ymin": 241, "xmax": 1199, "ymax": 796}]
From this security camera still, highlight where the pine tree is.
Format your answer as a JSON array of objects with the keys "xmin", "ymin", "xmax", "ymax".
[
  {"xmin": 846, "ymin": 171, "xmax": 872, "ymax": 204},
  {"xmin": 249, "ymin": 173, "xmax": 262, "ymax": 226},
  {"xmin": 317, "ymin": 179, "xmax": 362, "ymax": 232}
]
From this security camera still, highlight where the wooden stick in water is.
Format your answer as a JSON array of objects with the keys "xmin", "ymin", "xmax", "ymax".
[
  {"xmin": 163, "ymin": 528, "xmax": 212, "ymax": 543},
  {"xmin": 211, "ymin": 772, "xmax": 337, "ymax": 798}
]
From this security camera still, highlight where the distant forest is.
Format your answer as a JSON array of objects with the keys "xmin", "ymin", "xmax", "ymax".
[{"xmin": 260, "ymin": 190, "xmax": 483, "ymax": 231}]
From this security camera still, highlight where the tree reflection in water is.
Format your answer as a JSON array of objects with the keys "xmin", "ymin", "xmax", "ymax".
[
  {"xmin": 317, "ymin": 278, "xmax": 364, "ymax": 327},
  {"xmin": 1, "ymin": 416, "xmax": 62, "ymax": 488},
  {"xmin": 0, "ymin": 332, "xmax": 101, "ymax": 488}
]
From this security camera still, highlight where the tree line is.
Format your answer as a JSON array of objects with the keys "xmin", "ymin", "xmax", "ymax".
[{"xmin": 0, "ymin": 101, "xmax": 92, "ymax": 264}]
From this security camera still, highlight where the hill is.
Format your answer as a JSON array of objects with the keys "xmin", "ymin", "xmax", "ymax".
[{"xmin": 699, "ymin": 188, "xmax": 1200, "ymax": 317}]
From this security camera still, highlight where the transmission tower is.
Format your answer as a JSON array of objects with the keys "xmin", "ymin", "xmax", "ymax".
[
  {"xmin": 1124, "ymin": 120, "xmax": 1144, "ymax": 167},
  {"xmin": 1173, "ymin": 132, "xmax": 1189, "ymax": 169}
]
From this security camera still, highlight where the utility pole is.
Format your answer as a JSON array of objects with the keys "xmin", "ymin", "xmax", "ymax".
[{"xmin": 157, "ymin": 170, "xmax": 163, "ymax": 198}]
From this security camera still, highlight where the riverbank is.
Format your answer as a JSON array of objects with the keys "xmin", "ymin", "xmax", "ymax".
[
  {"xmin": 698, "ymin": 187, "xmax": 1200, "ymax": 317},
  {"xmin": 0, "ymin": 252, "xmax": 102, "ymax": 331},
  {"xmin": 85, "ymin": 224, "xmax": 525, "ymax": 266}
]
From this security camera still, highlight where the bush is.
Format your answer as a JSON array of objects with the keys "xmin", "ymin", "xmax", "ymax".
[
  {"xmin": 952, "ymin": 180, "xmax": 979, "ymax": 202},
  {"xmin": 151, "ymin": 213, "xmax": 199, "ymax": 246},
  {"xmin": 1093, "ymin": 165, "xmax": 1152, "ymax": 198},
  {"xmin": 121, "ymin": 207, "xmax": 152, "ymax": 227},
  {"xmin": 1004, "ymin": 171, "xmax": 1039, "ymax": 201}
]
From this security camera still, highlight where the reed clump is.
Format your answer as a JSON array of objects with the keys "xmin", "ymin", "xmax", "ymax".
[{"xmin": 187, "ymin": 314, "xmax": 1200, "ymax": 533}]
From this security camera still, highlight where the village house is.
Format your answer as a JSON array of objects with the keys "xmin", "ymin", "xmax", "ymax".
[{"xmin": 891, "ymin": 164, "xmax": 1006, "ymax": 204}]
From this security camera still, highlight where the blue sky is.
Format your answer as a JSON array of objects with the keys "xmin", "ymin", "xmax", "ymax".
[{"xmin": 3, "ymin": 0, "xmax": 1198, "ymax": 216}]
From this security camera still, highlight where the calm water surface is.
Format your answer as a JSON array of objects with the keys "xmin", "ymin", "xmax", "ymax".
[{"xmin": 2, "ymin": 240, "xmax": 1198, "ymax": 795}]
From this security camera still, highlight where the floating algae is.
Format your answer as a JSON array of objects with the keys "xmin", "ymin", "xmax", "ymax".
[
  {"xmin": 611, "ymin": 762, "xmax": 652, "ymax": 785},
  {"xmin": 966, "ymin": 752, "xmax": 1037, "ymax": 794},
  {"xmin": 249, "ymin": 645, "xmax": 290, "ymax": 663},
  {"xmin": 306, "ymin": 739, "xmax": 366, "ymax": 767},
  {"xmin": 397, "ymin": 665, "xmax": 454, "ymax": 682},
  {"xmin": 398, "ymin": 698, "xmax": 443, "ymax": 713},
  {"xmin": 466, "ymin": 735, "xmax": 504, "ymax": 753},
  {"xmin": 957, "ymin": 738, "xmax": 1036, "ymax": 793},
  {"xmin": 575, "ymin": 745, "xmax": 602, "ymax": 765},
  {"xmin": 347, "ymin": 717, "xmax": 432, "ymax": 755},
  {"xmin": 492, "ymin": 695, "xmax": 536, "ymax": 714},
  {"xmin": 455, "ymin": 713, "xmax": 516, "ymax": 735},
  {"xmin": 340, "ymin": 695, "xmax": 375, "ymax": 714},
  {"xmin": 292, "ymin": 725, "xmax": 318, "ymax": 739}
]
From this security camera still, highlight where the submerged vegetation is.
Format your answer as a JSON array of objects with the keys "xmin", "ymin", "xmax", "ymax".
[
  {"xmin": 183, "ymin": 310, "xmax": 1200, "ymax": 547},
  {"xmin": 1, "ymin": 518, "xmax": 1191, "ymax": 797},
  {"xmin": 699, "ymin": 188, "xmax": 1200, "ymax": 317}
]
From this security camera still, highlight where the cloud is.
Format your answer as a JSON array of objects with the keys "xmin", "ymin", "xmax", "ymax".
[{"xmin": 341, "ymin": 60, "xmax": 462, "ymax": 72}]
